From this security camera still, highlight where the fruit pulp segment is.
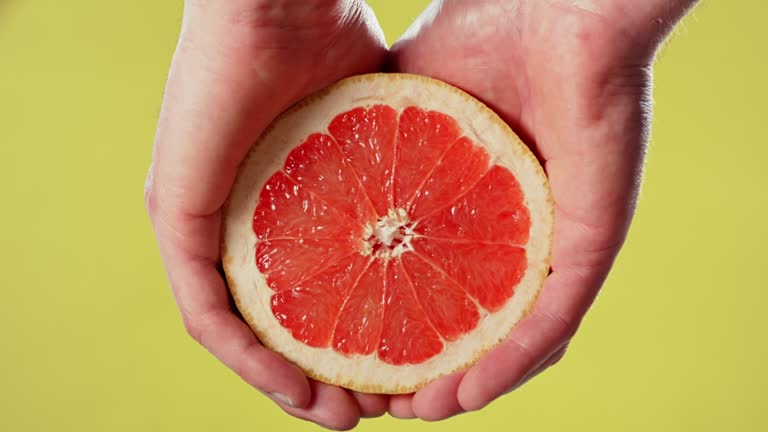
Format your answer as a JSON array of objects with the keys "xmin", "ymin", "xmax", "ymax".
[
  {"xmin": 270, "ymin": 253, "xmax": 370, "ymax": 347},
  {"xmin": 332, "ymin": 258, "xmax": 386, "ymax": 355},
  {"xmin": 378, "ymin": 260, "xmax": 444, "ymax": 365},
  {"xmin": 407, "ymin": 136, "xmax": 491, "ymax": 220},
  {"xmin": 411, "ymin": 238, "xmax": 527, "ymax": 312},
  {"xmin": 254, "ymin": 104, "xmax": 532, "ymax": 365},
  {"xmin": 415, "ymin": 165, "xmax": 531, "ymax": 245},
  {"xmin": 283, "ymin": 133, "xmax": 377, "ymax": 224},
  {"xmin": 328, "ymin": 105, "xmax": 398, "ymax": 216},
  {"xmin": 393, "ymin": 107, "xmax": 461, "ymax": 208}
]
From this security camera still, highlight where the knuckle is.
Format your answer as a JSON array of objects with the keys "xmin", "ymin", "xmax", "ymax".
[
  {"xmin": 547, "ymin": 348, "xmax": 569, "ymax": 371},
  {"xmin": 230, "ymin": 341, "xmax": 255, "ymax": 378},
  {"xmin": 144, "ymin": 166, "xmax": 158, "ymax": 216},
  {"xmin": 182, "ymin": 317, "xmax": 201, "ymax": 343},
  {"xmin": 551, "ymin": 346, "xmax": 569, "ymax": 366},
  {"xmin": 181, "ymin": 312, "xmax": 207, "ymax": 345},
  {"xmin": 507, "ymin": 337, "xmax": 536, "ymax": 364},
  {"xmin": 535, "ymin": 309, "xmax": 579, "ymax": 340}
]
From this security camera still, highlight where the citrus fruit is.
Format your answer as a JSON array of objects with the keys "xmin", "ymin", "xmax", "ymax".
[{"xmin": 222, "ymin": 73, "xmax": 553, "ymax": 394}]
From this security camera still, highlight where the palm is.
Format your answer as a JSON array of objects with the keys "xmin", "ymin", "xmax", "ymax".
[{"xmin": 388, "ymin": 0, "xmax": 652, "ymax": 419}]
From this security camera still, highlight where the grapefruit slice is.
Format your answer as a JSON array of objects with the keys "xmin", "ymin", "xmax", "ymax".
[{"xmin": 222, "ymin": 73, "xmax": 553, "ymax": 394}]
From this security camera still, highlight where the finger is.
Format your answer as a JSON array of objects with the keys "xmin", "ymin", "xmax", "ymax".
[
  {"xmin": 350, "ymin": 391, "xmax": 388, "ymax": 418},
  {"xmin": 387, "ymin": 394, "xmax": 416, "ymax": 419},
  {"xmin": 153, "ymin": 225, "xmax": 312, "ymax": 408},
  {"xmin": 512, "ymin": 344, "xmax": 568, "ymax": 392},
  {"xmin": 457, "ymin": 267, "xmax": 603, "ymax": 411},
  {"xmin": 412, "ymin": 372, "xmax": 465, "ymax": 421},
  {"xmin": 280, "ymin": 380, "xmax": 361, "ymax": 431}
]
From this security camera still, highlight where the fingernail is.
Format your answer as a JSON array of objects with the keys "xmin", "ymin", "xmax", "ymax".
[
  {"xmin": 315, "ymin": 423, "xmax": 344, "ymax": 431},
  {"xmin": 269, "ymin": 392, "xmax": 295, "ymax": 407}
]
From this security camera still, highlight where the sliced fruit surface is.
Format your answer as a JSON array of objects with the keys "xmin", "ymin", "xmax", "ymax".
[{"xmin": 223, "ymin": 73, "xmax": 553, "ymax": 394}]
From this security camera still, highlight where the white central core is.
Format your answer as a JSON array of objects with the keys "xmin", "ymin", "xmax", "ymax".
[{"xmin": 362, "ymin": 208, "xmax": 415, "ymax": 259}]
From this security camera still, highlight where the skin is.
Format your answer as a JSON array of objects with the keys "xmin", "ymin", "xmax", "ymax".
[
  {"xmin": 146, "ymin": 0, "xmax": 697, "ymax": 428},
  {"xmin": 386, "ymin": 0, "xmax": 699, "ymax": 420},
  {"xmin": 146, "ymin": 1, "xmax": 389, "ymax": 429}
]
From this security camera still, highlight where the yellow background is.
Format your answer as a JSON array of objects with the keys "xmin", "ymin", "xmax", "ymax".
[{"xmin": 1, "ymin": 0, "xmax": 766, "ymax": 430}]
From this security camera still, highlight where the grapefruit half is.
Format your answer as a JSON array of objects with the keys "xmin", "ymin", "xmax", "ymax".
[{"xmin": 222, "ymin": 73, "xmax": 553, "ymax": 394}]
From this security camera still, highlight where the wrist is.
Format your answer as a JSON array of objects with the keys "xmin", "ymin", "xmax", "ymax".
[
  {"xmin": 183, "ymin": 0, "xmax": 358, "ymax": 27},
  {"xmin": 533, "ymin": 0, "xmax": 701, "ymax": 63},
  {"xmin": 618, "ymin": 0, "xmax": 700, "ymax": 61},
  {"xmin": 179, "ymin": 0, "xmax": 366, "ymax": 62}
]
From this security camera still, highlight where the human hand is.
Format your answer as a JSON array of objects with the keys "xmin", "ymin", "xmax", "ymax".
[
  {"xmin": 387, "ymin": 0, "xmax": 697, "ymax": 420},
  {"xmin": 145, "ymin": 1, "xmax": 389, "ymax": 428}
]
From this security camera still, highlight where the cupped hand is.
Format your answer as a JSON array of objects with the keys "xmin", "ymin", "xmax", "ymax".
[
  {"xmin": 388, "ymin": 0, "xmax": 696, "ymax": 420},
  {"xmin": 145, "ymin": 0, "xmax": 389, "ymax": 429}
]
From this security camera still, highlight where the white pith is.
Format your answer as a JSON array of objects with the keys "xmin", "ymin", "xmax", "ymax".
[
  {"xmin": 222, "ymin": 74, "xmax": 553, "ymax": 393},
  {"xmin": 362, "ymin": 208, "xmax": 415, "ymax": 259}
]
